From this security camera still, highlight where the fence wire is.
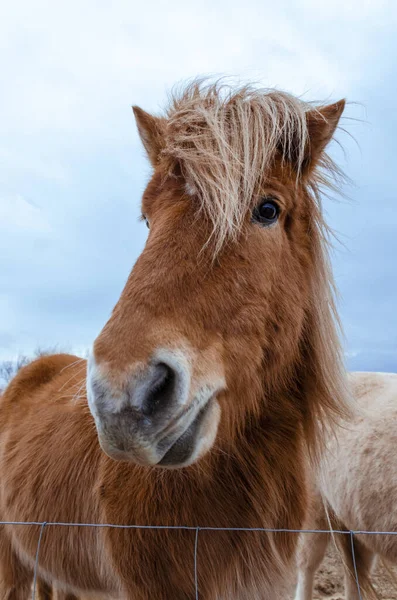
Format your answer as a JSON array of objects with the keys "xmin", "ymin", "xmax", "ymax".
[{"xmin": 1, "ymin": 521, "xmax": 395, "ymax": 599}]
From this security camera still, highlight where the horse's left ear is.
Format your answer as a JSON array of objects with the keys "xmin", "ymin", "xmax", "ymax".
[
  {"xmin": 132, "ymin": 106, "xmax": 166, "ymax": 167},
  {"xmin": 303, "ymin": 100, "xmax": 346, "ymax": 172}
]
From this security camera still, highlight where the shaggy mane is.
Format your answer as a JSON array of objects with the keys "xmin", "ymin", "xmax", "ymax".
[{"xmin": 163, "ymin": 80, "xmax": 342, "ymax": 253}]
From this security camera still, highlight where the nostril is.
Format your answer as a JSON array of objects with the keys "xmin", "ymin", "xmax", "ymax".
[{"xmin": 142, "ymin": 363, "xmax": 175, "ymax": 417}]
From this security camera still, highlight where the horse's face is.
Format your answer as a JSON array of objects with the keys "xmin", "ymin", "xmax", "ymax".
[{"xmin": 87, "ymin": 88, "xmax": 344, "ymax": 468}]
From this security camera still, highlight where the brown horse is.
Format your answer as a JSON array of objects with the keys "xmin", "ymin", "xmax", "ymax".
[{"xmin": 0, "ymin": 81, "xmax": 348, "ymax": 599}]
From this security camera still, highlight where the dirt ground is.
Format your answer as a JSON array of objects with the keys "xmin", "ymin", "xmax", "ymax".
[{"xmin": 304, "ymin": 544, "xmax": 397, "ymax": 600}]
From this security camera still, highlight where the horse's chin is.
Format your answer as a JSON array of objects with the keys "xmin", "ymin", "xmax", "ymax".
[
  {"xmin": 158, "ymin": 398, "xmax": 218, "ymax": 467},
  {"xmin": 98, "ymin": 399, "xmax": 221, "ymax": 469}
]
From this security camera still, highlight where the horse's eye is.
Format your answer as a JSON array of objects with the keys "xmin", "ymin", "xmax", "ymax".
[
  {"xmin": 142, "ymin": 215, "xmax": 150, "ymax": 229},
  {"xmin": 252, "ymin": 198, "xmax": 280, "ymax": 225}
]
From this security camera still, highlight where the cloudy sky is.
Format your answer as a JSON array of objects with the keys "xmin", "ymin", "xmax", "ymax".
[{"xmin": 1, "ymin": 0, "xmax": 396, "ymax": 372}]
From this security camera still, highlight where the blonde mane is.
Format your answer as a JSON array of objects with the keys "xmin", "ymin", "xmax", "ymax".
[{"xmin": 163, "ymin": 81, "xmax": 340, "ymax": 252}]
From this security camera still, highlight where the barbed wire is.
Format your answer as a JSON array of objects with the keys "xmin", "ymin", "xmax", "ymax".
[{"xmin": 2, "ymin": 521, "xmax": 395, "ymax": 599}]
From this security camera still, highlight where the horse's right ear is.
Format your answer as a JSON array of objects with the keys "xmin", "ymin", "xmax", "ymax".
[{"xmin": 132, "ymin": 106, "xmax": 165, "ymax": 167}]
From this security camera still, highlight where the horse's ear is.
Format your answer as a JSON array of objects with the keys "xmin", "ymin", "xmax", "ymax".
[
  {"xmin": 303, "ymin": 100, "xmax": 345, "ymax": 172},
  {"xmin": 132, "ymin": 106, "xmax": 165, "ymax": 167}
]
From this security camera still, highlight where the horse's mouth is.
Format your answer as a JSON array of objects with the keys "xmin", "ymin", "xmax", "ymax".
[
  {"xmin": 158, "ymin": 398, "xmax": 214, "ymax": 467},
  {"xmin": 96, "ymin": 393, "xmax": 220, "ymax": 469}
]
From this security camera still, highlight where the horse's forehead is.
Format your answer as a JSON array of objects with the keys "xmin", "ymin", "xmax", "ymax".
[{"xmin": 141, "ymin": 160, "xmax": 300, "ymax": 218}]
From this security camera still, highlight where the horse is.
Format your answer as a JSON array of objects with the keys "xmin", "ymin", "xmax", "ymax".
[
  {"xmin": 294, "ymin": 371, "xmax": 397, "ymax": 600},
  {"xmin": 0, "ymin": 80, "xmax": 349, "ymax": 600}
]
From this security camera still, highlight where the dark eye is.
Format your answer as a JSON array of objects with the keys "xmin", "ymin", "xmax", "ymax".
[
  {"xmin": 252, "ymin": 198, "xmax": 280, "ymax": 226},
  {"xmin": 142, "ymin": 215, "xmax": 150, "ymax": 229}
]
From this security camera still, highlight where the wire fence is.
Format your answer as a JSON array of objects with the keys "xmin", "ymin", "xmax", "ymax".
[{"xmin": 3, "ymin": 521, "xmax": 397, "ymax": 600}]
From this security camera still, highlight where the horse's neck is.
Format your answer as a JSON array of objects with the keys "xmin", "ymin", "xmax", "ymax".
[{"xmin": 126, "ymin": 409, "xmax": 305, "ymax": 529}]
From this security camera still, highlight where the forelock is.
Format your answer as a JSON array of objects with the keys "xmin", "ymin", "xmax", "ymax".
[{"xmin": 161, "ymin": 81, "xmax": 315, "ymax": 252}]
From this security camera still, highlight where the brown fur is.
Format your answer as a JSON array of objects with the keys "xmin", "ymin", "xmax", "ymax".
[{"xmin": 0, "ymin": 81, "xmax": 348, "ymax": 599}]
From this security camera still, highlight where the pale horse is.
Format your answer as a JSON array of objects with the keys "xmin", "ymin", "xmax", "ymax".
[{"xmin": 294, "ymin": 371, "xmax": 397, "ymax": 600}]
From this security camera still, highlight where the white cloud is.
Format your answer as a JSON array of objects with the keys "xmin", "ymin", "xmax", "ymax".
[
  {"xmin": 0, "ymin": 194, "xmax": 52, "ymax": 234},
  {"xmin": 345, "ymin": 350, "xmax": 360, "ymax": 358},
  {"xmin": 0, "ymin": 147, "xmax": 68, "ymax": 183}
]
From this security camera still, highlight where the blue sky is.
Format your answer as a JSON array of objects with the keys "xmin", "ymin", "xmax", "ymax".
[{"xmin": 1, "ymin": 0, "xmax": 396, "ymax": 372}]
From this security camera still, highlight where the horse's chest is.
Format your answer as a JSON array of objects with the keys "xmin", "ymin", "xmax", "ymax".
[{"xmin": 102, "ymin": 526, "xmax": 290, "ymax": 599}]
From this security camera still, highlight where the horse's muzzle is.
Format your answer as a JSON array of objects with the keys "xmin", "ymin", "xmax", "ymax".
[{"xmin": 86, "ymin": 351, "xmax": 223, "ymax": 468}]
